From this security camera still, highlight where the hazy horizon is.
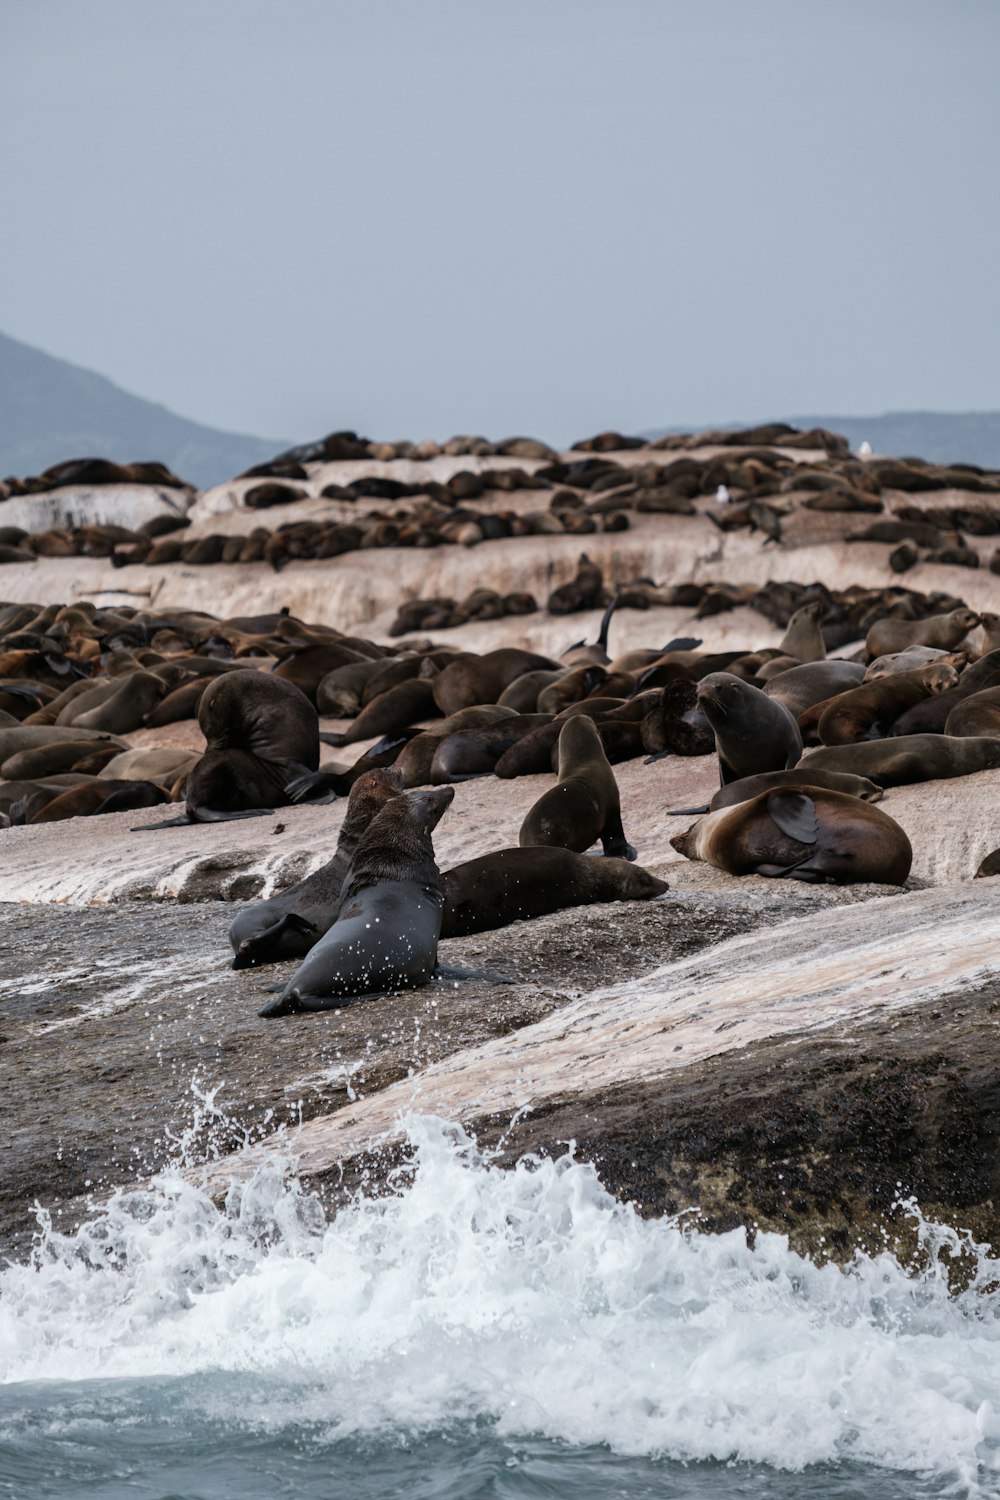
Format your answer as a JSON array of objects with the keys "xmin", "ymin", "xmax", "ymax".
[{"xmin": 4, "ymin": 1, "xmax": 999, "ymax": 446}]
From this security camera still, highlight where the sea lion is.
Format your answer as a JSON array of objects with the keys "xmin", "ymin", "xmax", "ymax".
[
  {"xmin": 975, "ymin": 849, "xmax": 1000, "ymax": 878},
  {"xmin": 182, "ymin": 671, "xmax": 320, "ymax": 822},
  {"xmin": 519, "ymin": 715, "xmax": 636, "ymax": 859},
  {"xmin": 762, "ymin": 661, "xmax": 865, "ymax": 719},
  {"xmin": 864, "ymin": 646, "xmax": 952, "ymax": 679},
  {"xmin": 324, "ymin": 679, "xmax": 439, "ymax": 746},
  {"xmin": 1, "ymin": 739, "xmax": 125, "ymax": 780},
  {"xmin": 440, "ymin": 847, "xmax": 668, "ymax": 938},
  {"xmin": 778, "ymin": 603, "xmax": 826, "ymax": 662},
  {"xmin": 98, "ymin": 747, "xmax": 200, "ymax": 784},
  {"xmin": 27, "ymin": 779, "xmax": 170, "ymax": 823},
  {"xmin": 889, "ymin": 647, "xmax": 1000, "ymax": 737},
  {"xmin": 432, "ymin": 648, "xmax": 559, "ymax": 717},
  {"xmin": 806, "ymin": 661, "xmax": 958, "ymax": 745},
  {"xmin": 57, "ymin": 669, "xmax": 165, "ymax": 734},
  {"xmin": 695, "ymin": 673, "xmax": 802, "ymax": 784},
  {"xmin": 229, "ymin": 767, "xmax": 405, "ymax": 969},
  {"xmin": 945, "ymin": 687, "xmax": 1000, "ymax": 737},
  {"xmin": 865, "ymin": 607, "xmax": 979, "ymax": 661},
  {"xmin": 259, "ymin": 785, "xmax": 455, "ymax": 1017},
  {"xmin": 801, "ymin": 734, "xmax": 1000, "ymax": 787},
  {"xmin": 670, "ymin": 767, "xmax": 885, "ymax": 816},
  {"xmin": 671, "ymin": 787, "xmax": 912, "ymax": 884}
]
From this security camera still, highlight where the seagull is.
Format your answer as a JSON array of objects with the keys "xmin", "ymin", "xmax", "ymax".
[
  {"xmin": 715, "ymin": 484, "xmax": 731, "ymax": 503},
  {"xmin": 858, "ymin": 440, "xmax": 873, "ymax": 457}
]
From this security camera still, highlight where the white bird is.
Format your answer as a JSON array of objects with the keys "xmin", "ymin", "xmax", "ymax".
[
  {"xmin": 715, "ymin": 484, "xmax": 731, "ymax": 504},
  {"xmin": 858, "ymin": 440, "xmax": 873, "ymax": 457}
]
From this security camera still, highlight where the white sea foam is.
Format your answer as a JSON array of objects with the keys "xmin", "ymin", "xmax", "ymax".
[{"xmin": 1, "ymin": 1115, "xmax": 998, "ymax": 1494}]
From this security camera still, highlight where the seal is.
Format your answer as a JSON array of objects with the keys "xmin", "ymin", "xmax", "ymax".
[
  {"xmin": 670, "ymin": 787, "xmax": 912, "ymax": 884},
  {"xmin": 890, "ymin": 647, "xmax": 1000, "ymax": 737},
  {"xmin": 762, "ymin": 660, "xmax": 865, "ymax": 719},
  {"xmin": 695, "ymin": 673, "xmax": 802, "ymax": 784},
  {"xmin": 259, "ymin": 785, "xmax": 454, "ymax": 1017},
  {"xmin": 519, "ymin": 714, "xmax": 636, "ymax": 858},
  {"xmin": 801, "ymin": 734, "xmax": 1000, "ymax": 787},
  {"xmin": 669, "ymin": 766, "xmax": 885, "ymax": 816},
  {"xmin": 865, "ymin": 607, "xmax": 979, "ymax": 661},
  {"xmin": 182, "ymin": 671, "xmax": 319, "ymax": 822},
  {"xmin": 803, "ymin": 661, "xmax": 958, "ymax": 745},
  {"xmin": 945, "ymin": 687, "xmax": 1000, "ymax": 737},
  {"xmin": 778, "ymin": 602, "xmax": 826, "ymax": 662},
  {"xmin": 229, "ymin": 767, "xmax": 405, "ymax": 969},
  {"xmin": 27, "ymin": 778, "xmax": 170, "ymax": 823},
  {"xmin": 440, "ymin": 847, "xmax": 668, "ymax": 937},
  {"xmin": 432, "ymin": 648, "xmax": 560, "ymax": 717}
]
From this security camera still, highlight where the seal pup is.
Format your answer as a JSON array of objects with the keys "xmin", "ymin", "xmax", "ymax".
[
  {"xmin": 229, "ymin": 768, "xmax": 404, "ymax": 969},
  {"xmin": 695, "ymin": 673, "xmax": 802, "ymax": 784},
  {"xmin": 519, "ymin": 715, "xmax": 636, "ymax": 859},
  {"xmin": 671, "ymin": 787, "xmax": 912, "ymax": 884},
  {"xmin": 259, "ymin": 786, "xmax": 455, "ymax": 1017},
  {"xmin": 441, "ymin": 847, "xmax": 668, "ymax": 937}
]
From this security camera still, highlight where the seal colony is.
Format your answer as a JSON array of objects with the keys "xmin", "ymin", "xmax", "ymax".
[
  {"xmin": 0, "ymin": 434, "xmax": 998, "ymax": 987},
  {"xmin": 4, "ymin": 419, "xmax": 1000, "ymax": 1278}
]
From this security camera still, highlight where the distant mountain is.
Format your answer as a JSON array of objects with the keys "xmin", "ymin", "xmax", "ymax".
[
  {"xmin": 645, "ymin": 410, "xmax": 1000, "ymax": 469},
  {"xmin": 0, "ymin": 330, "xmax": 287, "ymax": 489}
]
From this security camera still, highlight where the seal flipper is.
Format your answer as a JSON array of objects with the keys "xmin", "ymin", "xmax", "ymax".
[
  {"xmin": 659, "ymin": 636, "xmax": 702, "ymax": 652},
  {"xmin": 668, "ymin": 804, "xmax": 710, "ymax": 816},
  {"xmin": 755, "ymin": 859, "xmax": 827, "ymax": 883},
  {"xmin": 258, "ymin": 989, "xmax": 304, "ymax": 1019},
  {"xmin": 284, "ymin": 763, "xmax": 345, "ymax": 803},
  {"xmin": 232, "ymin": 911, "xmax": 319, "ymax": 969},
  {"xmin": 600, "ymin": 809, "xmax": 637, "ymax": 861},
  {"xmin": 766, "ymin": 790, "xmax": 819, "ymax": 844}
]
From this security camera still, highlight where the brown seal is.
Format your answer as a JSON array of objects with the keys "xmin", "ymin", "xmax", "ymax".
[
  {"xmin": 182, "ymin": 671, "xmax": 319, "ymax": 821},
  {"xmin": 669, "ymin": 767, "xmax": 885, "ymax": 817},
  {"xmin": 804, "ymin": 662, "xmax": 958, "ymax": 745},
  {"xmin": 778, "ymin": 603, "xmax": 826, "ymax": 662},
  {"xmin": 670, "ymin": 787, "xmax": 912, "ymax": 884},
  {"xmin": 801, "ymin": 734, "xmax": 1000, "ymax": 787},
  {"xmin": 432, "ymin": 648, "xmax": 560, "ymax": 716},
  {"xmin": 27, "ymin": 779, "xmax": 169, "ymax": 823},
  {"xmin": 519, "ymin": 715, "xmax": 636, "ymax": 858},
  {"xmin": 762, "ymin": 661, "xmax": 865, "ymax": 719},
  {"xmin": 259, "ymin": 786, "xmax": 455, "ymax": 1017},
  {"xmin": 865, "ymin": 607, "xmax": 979, "ymax": 661},
  {"xmin": 440, "ymin": 847, "xmax": 668, "ymax": 937},
  {"xmin": 695, "ymin": 673, "xmax": 802, "ymax": 784},
  {"xmin": 945, "ymin": 687, "xmax": 1000, "ymax": 737},
  {"xmin": 890, "ymin": 648, "xmax": 1000, "ymax": 737}
]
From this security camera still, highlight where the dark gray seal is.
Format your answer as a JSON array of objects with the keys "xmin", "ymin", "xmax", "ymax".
[
  {"xmin": 229, "ymin": 767, "xmax": 404, "ymax": 969},
  {"xmin": 259, "ymin": 786, "xmax": 454, "ymax": 1017}
]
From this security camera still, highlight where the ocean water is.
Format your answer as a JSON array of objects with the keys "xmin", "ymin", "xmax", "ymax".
[{"xmin": 1, "ymin": 1115, "xmax": 999, "ymax": 1500}]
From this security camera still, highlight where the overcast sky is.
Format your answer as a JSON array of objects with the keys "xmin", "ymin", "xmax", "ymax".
[{"xmin": 4, "ymin": 0, "xmax": 999, "ymax": 445}]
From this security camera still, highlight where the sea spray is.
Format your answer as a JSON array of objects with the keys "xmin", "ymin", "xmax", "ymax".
[{"xmin": 1, "ymin": 1114, "xmax": 999, "ymax": 1497}]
